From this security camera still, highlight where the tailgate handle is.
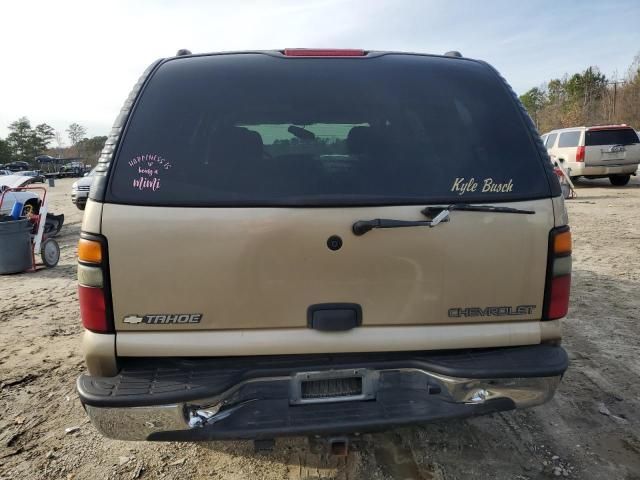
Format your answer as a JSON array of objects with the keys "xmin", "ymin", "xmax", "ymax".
[{"xmin": 307, "ymin": 303, "xmax": 362, "ymax": 332}]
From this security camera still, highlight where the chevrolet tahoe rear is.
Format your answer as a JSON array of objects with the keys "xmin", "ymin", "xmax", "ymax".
[{"xmin": 76, "ymin": 49, "xmax": 570, "ymax": 441}]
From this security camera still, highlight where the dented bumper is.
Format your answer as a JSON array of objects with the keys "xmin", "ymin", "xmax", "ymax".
[{"xmin": 78, "ymin": 345, "xmax": 568, "ymax": 441}]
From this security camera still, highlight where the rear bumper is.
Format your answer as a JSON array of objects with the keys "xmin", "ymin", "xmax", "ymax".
[
  {"xmin": 78, "ymin": 345, "xmax": 568, "ymax": 441},
  {"xmin": 571, "ymin": 164, "xmax": 638, "ymax": 176},
  {"xmin": 71, "ymin": 191, "xmax": 89, "ymax": 204}
]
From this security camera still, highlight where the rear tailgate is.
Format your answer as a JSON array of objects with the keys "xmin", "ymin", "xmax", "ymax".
[
  {"xmin": 103, "ymin": 199, "xmax": 552, "ymax": 331},
  {"xmin": 99, "ymin": 52, "xmax": 560, "ymax": 348},
  {"xmin": 584, "ymin": 127, "xmax": 640, "ymax": 167}
]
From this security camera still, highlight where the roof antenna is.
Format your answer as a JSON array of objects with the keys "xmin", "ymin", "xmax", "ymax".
[
  {"xmin": 444, "ymin": 51, "xmax": 462, "ymax": 58},
  {"xmin": 176, "ymin": 49, "xmax": 192, "ymax": 56}
]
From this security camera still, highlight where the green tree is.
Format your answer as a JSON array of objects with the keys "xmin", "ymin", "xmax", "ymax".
[
  {"xmin": 0, "ymin": 138, "xmax": 12, "ymax": 164},
  {"xmin": 34, "ymin": 123, "xmax": 56, "ymax": 152},
  {"xmin": 76, "ymin": 135, "xmax": 107, "ymax": 153},
  {"xmin": 519, "ymin": 87, "xmax": 546, "ymax": 127},
  {"xmin": 546, "ymin": 78, "xmax": 567, "ymax": 106},
  {"xmin": 7, "ymin": 117, "xmax": 39, "ymax": 164},
  {"xmin": 565, "ymin": 67, "xmax": 607, "ymax": 106},
  {"xmin": 76, "ymin": 135, "xmax": 107, "ymax": 163},
  {"xmin": 66, "ymin": 123, "xmax": 87, "ymax": 146}
]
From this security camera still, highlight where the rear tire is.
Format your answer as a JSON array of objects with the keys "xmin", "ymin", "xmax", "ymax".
[
  {"xmin": 609, "ymin": 174, "xmax": 630, "ymax": 186},
  {"xmin": 77, "ymin": 202, "xmax": 86, "ymax": 211}
]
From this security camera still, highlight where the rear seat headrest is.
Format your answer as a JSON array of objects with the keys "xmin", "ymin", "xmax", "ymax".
[
  {"xmin": 210, "ymin": 126, "xmax": 264, "ymax": 160},
  {"xmin": 347, "ymin": 126, "xmax": 374, "ymax": 155},
  {"xmin": 348, "ymin": 125, "xmax": 392, "ymax": 155}
]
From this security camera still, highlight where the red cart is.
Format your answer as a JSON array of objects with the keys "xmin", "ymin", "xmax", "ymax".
[{"xmin": 0, "ymin": 186, "xmax": 60, "ymax": 270}]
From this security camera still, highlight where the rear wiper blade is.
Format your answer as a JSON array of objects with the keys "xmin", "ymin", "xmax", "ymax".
[
  {"xmin": 422, "ymin": 203, "xmax": 535, "ymax": 217},
  {"xmin": 352, "ymin": 204, "xmax": 535, "ymax": 236},
  {"xmin": 352, "ymin": 215, "xmax": 449, "ymax": 236}
]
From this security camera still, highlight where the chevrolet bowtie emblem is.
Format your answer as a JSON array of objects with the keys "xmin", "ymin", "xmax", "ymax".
[{"xmin": 123, "ymin": 315, "xmax": 144, "ymax": 324}]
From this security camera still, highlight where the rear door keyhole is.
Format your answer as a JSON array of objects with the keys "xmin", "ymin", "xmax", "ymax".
[{"xmin": 327, "ymin": 235, "xmax": 343, "ymax": 251}]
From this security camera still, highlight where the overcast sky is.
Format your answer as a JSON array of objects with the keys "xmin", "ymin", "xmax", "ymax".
[{"xmin": 1, "ymin": 0, "xmax": 639, "ymax": 142}]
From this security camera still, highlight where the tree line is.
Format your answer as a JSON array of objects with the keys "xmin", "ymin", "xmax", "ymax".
[
  {"xmin": 0, "ymin": 117, "xmax": 106, "ymax": 167},
  {"xmin": 520, "ymin": 54, "xmax": 640, "ymax": 134}
]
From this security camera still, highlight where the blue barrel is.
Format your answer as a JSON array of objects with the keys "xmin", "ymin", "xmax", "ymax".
[
  {"xmin": 0, "ymin": 217, "xmax": 32, "ymax": 274},
  {"xmin": 10, "ymin": 202, "xmax": 23, "ymax": 219}
]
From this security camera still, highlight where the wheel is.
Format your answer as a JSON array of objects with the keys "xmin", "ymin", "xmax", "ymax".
[
  {"xmin": 609, "ymin": 174, "xmax": 630, "ymax": 186},
  {"xmin": 41, "ymin": 238, "xmax": 60, "ymax": 268},
  {"xmin": 77, "ymin": 202, "xmax": 86, "ymax": 211}
]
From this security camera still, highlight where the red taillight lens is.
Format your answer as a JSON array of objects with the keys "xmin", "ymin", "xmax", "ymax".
[
  {"xmin": 547, "ymin": 275, "xmax": 571, "ymax": 319},
  {"xmin": 544, "ymin": 227, "xmax": 572, "ymax": 320},
  {"xmin": 79, "ymin": 285, "xmax": 109, "ymax": 333},
  {"xmin": 283, "ymin": 48, "xmax": 365, "ymax": 57},
  {"xmin": 576, "ymin": 146, "xmax": 585, "ymax": 162}
]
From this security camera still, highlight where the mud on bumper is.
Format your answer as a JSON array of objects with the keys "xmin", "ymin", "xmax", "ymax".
[{"xmin": 77, "ymin": 345, "xmax": 568, "ymax": 441}]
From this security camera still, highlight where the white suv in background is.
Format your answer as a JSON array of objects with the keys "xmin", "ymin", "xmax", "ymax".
[
  {"xmin": 542, "ymin": 125, "xmax": 640, "ymax": 186},
  {"xmin": 71, "ymin": 167, "xmax": 97, "ymax": 210}
]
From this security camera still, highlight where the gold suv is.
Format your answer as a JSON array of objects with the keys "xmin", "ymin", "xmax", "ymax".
[{"xmin": 76, "ymin": 49, "xmax": 570, "ymax": 442}]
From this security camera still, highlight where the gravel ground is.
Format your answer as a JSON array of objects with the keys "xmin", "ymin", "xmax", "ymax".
[{"xmin": 1, "ymin": 177, "xmax": 639, "ymax": 479}]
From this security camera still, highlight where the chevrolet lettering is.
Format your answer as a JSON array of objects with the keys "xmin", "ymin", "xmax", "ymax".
[{"xmin": 448, "ymin": 305, "xmax": 536, "ymax": 318}]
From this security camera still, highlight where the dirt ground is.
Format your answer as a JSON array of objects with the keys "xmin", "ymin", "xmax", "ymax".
[{"xmin": 1, "ymin": 176, "xmax": 639, "ymax": 480}]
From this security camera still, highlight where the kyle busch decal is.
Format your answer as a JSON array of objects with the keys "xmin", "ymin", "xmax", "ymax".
[
  {"xmin": 450, "ymin": 177, "xmax": 514, "ymax": 196},
  {"xmin": 448, "ymin": 305, "xmax": 535, "ymax": 318},
  {"xmin": 123, "ymin": 313, "xmax": 202, "ymax": 325}
]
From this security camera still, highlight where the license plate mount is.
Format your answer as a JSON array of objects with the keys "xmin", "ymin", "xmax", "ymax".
[{"xmin": 289, "ymin": 369, "xmax": 379, "ymax": 405}]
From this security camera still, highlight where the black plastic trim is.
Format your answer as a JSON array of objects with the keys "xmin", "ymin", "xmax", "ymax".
[
  {"xmin": 77, "ymin": 344, "xmax": 568, "ymax": 408},
  {"xmin": 149, "ymin": 397, "xmax": 515, "ymax": 441},
  {"xmin": 307, "ymin": 303, "xmax": 363, "ymax": 331}
]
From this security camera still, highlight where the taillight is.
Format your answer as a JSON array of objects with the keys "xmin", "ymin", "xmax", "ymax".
[
  {"xmin": 543, "ymin": 227, "xmax": 572, "ymax": 320},
  {"xmin": 78, "ymin": 285, "xmax": 108, "ymax": 332},
  {"xmin": 283, "ymin": 48, "xmax": 365, "ymax": 57},
  {"xmin": 77, "ymin": 234, "xmax": 113, "ymax": 333},
  {"xmin": 575, "ymin": 146, "xmax": 585, "ymax": 162}
]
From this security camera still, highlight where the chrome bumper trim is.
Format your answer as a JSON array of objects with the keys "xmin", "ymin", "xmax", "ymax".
[{"xmin": 83, "ymin": 370, "xmax": 561, "ymax": 441}]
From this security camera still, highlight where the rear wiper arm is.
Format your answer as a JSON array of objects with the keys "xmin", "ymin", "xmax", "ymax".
[
  {"xmin": 352, "ymin": 212, "xmax": 450, "ymax": 236},
  {"xmin": 352, "ymin": 204, "xmax": 534, "ymax": 236},
  {"xmin": 422, "ymin": 203, "xmax": 535, "ymax": 217}
]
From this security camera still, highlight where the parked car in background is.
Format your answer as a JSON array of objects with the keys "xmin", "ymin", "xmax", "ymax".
[
  {"xmin": 542, "ymin": 125, "xmax": 640, "ymax": 186},
  {"xmin": 71, "ymin": 167, "xmax": 96, "ymax": 210},
  {"xmin": 16, "ymin": 170, "xmax": 46, "ymax": 183},
  {"xmin": 58, "ymin": 163, "xmax": 88, "ymax": 178},
  {"xmin": 76, "ymin": 49, "xmax": 570, "ymax": 442},
  {"xmin": 4, "ymin": 161, "xmax": 31, "ymax": 172}
]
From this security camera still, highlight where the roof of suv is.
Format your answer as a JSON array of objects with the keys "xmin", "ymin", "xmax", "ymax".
[
  {"xmin": 544, "ymin": 124, "xmax": 634, "ymax": 134},
  {"xmin": 164, "ymin": 49, "xmax": 477, "ymax": 62}
]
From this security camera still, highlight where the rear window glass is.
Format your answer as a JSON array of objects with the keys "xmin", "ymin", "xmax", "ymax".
[
  {"xmin": 586, "ymin": 128, "xmax": 639, "ymax": 146},
  {"xmin": 108, "ymin": 54, "xmax": 551, "ymax": 206},
  {"xmin": 545, "ymin": 133, "xmax": 557, "ymax": 148},
  {"xmin": 558, "ymin": 131, "xmax": 581, "ymax": 148}
]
